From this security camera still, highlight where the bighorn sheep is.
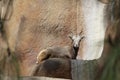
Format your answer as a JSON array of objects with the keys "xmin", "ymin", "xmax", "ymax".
[
  {"xmin": 69, "ymin": 31, "xmax": 85, "ymax": 58},
  {"xmin": 36, "ymin": 31, "xmax": 85, "ymax": 64}
]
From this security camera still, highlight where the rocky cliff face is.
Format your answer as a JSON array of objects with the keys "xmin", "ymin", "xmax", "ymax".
[
  {"xmin": 4, "ymin": 0, "xmax": 77, "ymax": 75},
  {"xmin": 3, "ymin": 0, "xmax": 107, "ymax": 76}
]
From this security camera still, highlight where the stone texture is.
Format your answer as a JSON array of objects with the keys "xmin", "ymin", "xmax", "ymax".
[
  {"xmin": 4, "ymin": 0, "xmax": 77, "ymax": 76},
  {"xmin": 3, "ymin": 0, "xmax": 108, "ymax": 78}
]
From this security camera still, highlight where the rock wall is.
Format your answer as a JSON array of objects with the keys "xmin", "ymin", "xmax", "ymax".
[
  {"xmin": 3, "ymin": 0, "xmax": 108, "ymax": 76},
  {"xmin": 5, "ymin": 0, "xmax": 77, "ymax": 76}
]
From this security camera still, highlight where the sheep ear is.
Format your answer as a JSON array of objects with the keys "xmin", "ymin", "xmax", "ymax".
[
  {"xmin": 68, "ymin": 31, "xmax": 73, "ymax": 39},
  {"xmin": 68, "ymin": 34, "xmax": 72, "ymax": 39}
]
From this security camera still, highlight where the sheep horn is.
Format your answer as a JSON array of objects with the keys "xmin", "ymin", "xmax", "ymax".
[
  {"xmin": 79, "ymin": 30, "xmax": 83, "ymax": 35},
  {"xmin": 68, "ymin": 31, "xmax": 73, "ymax": 39}
]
